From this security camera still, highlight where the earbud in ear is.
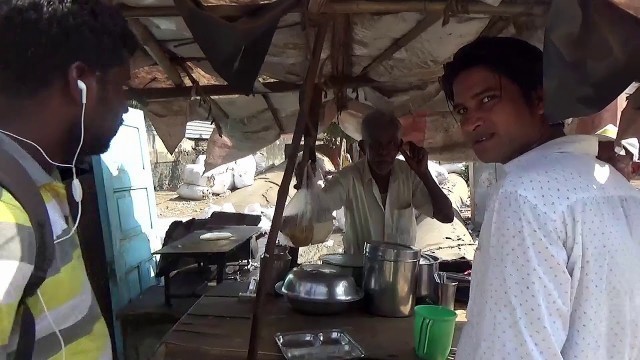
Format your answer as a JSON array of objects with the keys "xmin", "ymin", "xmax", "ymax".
[{"xmin": 77, "ymin": 80, "xmax": 87, "ymax": 104}]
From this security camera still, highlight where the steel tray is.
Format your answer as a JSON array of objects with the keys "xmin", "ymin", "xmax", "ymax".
[{"xmin": 274, "ymin": 329, "xmax": 365, "ymax": 360}]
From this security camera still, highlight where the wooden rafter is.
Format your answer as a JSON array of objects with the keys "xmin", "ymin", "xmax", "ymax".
[
  {"xmin": 358, "ymin": 12, "xmax": 441, "ymax": 77},
  {"xmin": 247, "ymin": 20, "xmax": 330, "ymax": 360},
  {"xmin": 128, "ymin": 19, "xmax": 184, "ymax": 86},
  {"xmin": 120, "ymin": 1, "xmax": 549, "ymax": 18},
  {"xmin": 262, "ymin": 94, "xmax": 285, "ymax": 133},
  {"xmin": 177, "ymin": 62, "xmax": 228, "ymax": 136},
  {"xmin": 126, "ymin": 76, "xmax": 435, "ymax": 101},
  {"xmin": 330, "ymin": 14, "xmax": 353, "ymax": 112}
]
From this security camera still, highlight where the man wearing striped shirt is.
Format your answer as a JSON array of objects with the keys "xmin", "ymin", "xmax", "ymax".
[{"xmin": 0, "ymin": 0, "xmax": 137, "ymax": 358}]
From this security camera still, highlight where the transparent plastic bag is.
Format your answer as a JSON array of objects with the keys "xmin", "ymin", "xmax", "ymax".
[{"xmin": 280, "ymin": 163, "xmax": 334, "ymax": 247}]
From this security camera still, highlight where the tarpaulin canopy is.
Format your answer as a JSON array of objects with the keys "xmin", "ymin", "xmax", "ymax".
[{"xmin": 123, "ymin": 0, "xmax": 550, "ymax": 169}]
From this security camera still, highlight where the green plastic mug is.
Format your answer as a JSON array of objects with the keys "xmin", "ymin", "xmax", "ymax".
[{"xmin": 413, "ymin": 305, "xmax": 457, "ymax": 360}]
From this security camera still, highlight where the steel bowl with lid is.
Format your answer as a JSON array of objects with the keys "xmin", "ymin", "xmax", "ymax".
[
  {"xmin": 275, "ymin": 264, "xmax": 363, "ymax": 315},
  {"xmin": 320, "ymin": 253, "xmax": 364, "ymax": 286}
]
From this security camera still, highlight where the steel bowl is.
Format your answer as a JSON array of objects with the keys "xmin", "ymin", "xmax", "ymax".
[
  {"xmin": 275, "ymin": 264, "xmax": 363, "ymax": 315},
  {"xmin": 320, "ymin": 253, "xmax": 364, "ymax": 287}
]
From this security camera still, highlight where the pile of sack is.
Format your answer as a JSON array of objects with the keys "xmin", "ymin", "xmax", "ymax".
[{"xmin": 176, "ymin": 154, "xmax": 258, "ymax": 200}]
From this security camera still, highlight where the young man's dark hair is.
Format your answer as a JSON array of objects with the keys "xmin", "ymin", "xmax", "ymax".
[
  {"xmin": 440, "ymin": 36, "xmax": 543, "ymax": 106},
  {"xmin": 0, "ymin": 0, "xmax": 137, "ymax": 159},
  {"xmin": 0, "ymin": 1, "xmax": 136, "ymax": 358},
  {"xmin": 0, "ymin": 0, "xmax": 137, "ymax": 99},
  {"xmin": 439, "ymin": 36, "xmax": 562, "ymax": 164}
]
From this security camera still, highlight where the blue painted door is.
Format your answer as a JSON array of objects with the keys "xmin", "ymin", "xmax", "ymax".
[{"xmin": 93, "ymin": 108, "xmax": 158, "ymax": 357}]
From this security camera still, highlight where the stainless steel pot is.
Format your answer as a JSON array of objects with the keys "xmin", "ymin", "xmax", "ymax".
[
  {"xmin": 363, "ymin": 241, "xmax": 420, "ymax": 317},
  {"xmin": 260, "ymin": 245, "xmax": 291, "ymax": 295},
  {"xmin": 416, "ymin": 253, "xmax": 440, "ymax": 303}
]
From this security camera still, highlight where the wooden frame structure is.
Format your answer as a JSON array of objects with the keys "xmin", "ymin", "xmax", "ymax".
[{"xmin": 121, "ymin": 1, "xmax": 550, "ymax": 358}]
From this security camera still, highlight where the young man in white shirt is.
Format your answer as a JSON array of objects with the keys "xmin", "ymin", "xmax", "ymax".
[{"xmin": 440, "ymin": 36, "xmax": 640, "ymax": 360}]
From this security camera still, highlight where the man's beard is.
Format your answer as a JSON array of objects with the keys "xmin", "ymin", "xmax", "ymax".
[{"xmin": 68, "ymin": 126, "xmax": 113, "ymax": 161}]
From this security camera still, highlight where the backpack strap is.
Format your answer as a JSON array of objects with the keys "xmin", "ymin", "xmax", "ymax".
[{"xmin": 0, "ymin": 149, "xmax": 55, "ymax": 358}]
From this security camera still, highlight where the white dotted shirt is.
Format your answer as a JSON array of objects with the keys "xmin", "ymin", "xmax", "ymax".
[{"xmin": 456, "ymin": 135, "xmax": 640, "ymax": 360}]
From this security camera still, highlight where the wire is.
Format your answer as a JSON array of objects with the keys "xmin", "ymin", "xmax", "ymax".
[
  {"xmin": 37, "ymin": 290, "xmax": 65, "ymax": 360},
  {"xmin": 0, "ymin": 99, "xmax": 87, "ymax": 359}
]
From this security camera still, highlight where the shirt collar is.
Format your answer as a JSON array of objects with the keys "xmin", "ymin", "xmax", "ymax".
[
  {"xmin": 504, "ymin": 135, "xmax": 598, "ymax": 173},
  {"xmin": 0, "ymin": 132, "xmax": 57, "ymax": 187},
  {"xmin": 361, "ymin": 159, "xmax": 400, "ymax": 187}
]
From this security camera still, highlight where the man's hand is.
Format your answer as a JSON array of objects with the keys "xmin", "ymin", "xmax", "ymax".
[
  {"xmin": 294, "ymin": 161, "xmax": 317, "ymax": 190},
  {"xmin": 400, "ymin": 141, "xmax": 429, "ymax": 176}
]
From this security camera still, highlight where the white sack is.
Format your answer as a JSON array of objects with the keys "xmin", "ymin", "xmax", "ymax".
[{"xmin": 176, "ymin": 184, "xmax": 211, "ymax": 200}]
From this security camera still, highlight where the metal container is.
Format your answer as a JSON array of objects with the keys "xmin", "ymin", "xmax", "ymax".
[
  {"xmin": 416, "ymin": 253, "xmax": 441, "ymax": 303},
  {"xmin": 435, "ymin": 272, "xmax": 458, "ymax": 310},
  {"xmin": 274, "ymin": 329, "xmax": 365, "ymax": 359},
  {"xmin": 363, "ymin": 241, "xmax": 420, "ymax": 317},
  {"xmin": 276, "ymin": 264, "xmax": 363, "ymax": 315},
  {"xmin": 320, "ymin": 253, "xmax": 364, "ymax": 287},
  {"xmin": 260, "ymin": 245, "xmax": 291, "ymax": 295}
]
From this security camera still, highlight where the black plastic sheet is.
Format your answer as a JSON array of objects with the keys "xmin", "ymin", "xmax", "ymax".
[{"xmin": 543, "ymin": 0, "xmax": 640, "ymax": 123}]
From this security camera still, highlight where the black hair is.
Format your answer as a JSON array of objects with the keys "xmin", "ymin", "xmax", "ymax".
[
  {"xmin": 440, "ymin": 36, "xmax": 543, "ymax": 106},
  {"xmin": 0, "ymin": 0, "xmax": 137, "ymax": 99},
  {"xmin": 361, "ymin": 109, "xmax": 401, "ymax": 140}
]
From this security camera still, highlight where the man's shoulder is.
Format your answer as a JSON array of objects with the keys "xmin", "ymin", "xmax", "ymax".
[
  {"xmin": 501, "ymin": 155, "xmax": 640, "ymax": 209},
  {"xmin": 0, "ymin": 187, "xmax": 32, "ymax": 228}
]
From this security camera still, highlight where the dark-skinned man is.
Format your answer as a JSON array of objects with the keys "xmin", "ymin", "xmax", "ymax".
[
  {"xmin": 293, "ymin": 109, "xmax": 454, "ymax": 255},
  {"xmin": 441, "ymin": 36, "xmax": 640, "ymax": 360},
  {"xmin": 0, "ymin": 0, "xmax": 135, "ymax": 358}
]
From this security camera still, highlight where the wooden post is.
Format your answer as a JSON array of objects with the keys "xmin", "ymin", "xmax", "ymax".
[{"xmin": 246, "ymin": 21, "xmax": 329, "ymax": 360}]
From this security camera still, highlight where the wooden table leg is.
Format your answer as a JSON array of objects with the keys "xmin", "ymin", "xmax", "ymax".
[
  {"xmin": 163, "ymin": 274, "xmax": 172, "ymax": 307},
  {"xmin": 215, "ymin": 255, "xmax": 226, "ymax": 284}
]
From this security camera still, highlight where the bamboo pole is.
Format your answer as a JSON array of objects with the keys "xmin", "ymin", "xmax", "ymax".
[{"xmin": 246, "ymin": 20, "xmax": 330, "ymax": 360}]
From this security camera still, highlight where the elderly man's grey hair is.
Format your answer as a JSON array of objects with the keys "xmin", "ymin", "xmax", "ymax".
[{"xmin": 361, "ymin": 109, "xmax": 402, "ymax": 141}]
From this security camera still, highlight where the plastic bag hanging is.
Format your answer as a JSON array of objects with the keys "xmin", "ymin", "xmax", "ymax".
[{"xmin": 280, "ymin": 162, "xmax": 334, "ymax": 247}]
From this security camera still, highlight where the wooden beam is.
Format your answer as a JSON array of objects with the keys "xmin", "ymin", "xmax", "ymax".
[
  {"xmin": 322, "ymin": 1, "xmax": 548, "ymax": 15},
  {"xmin": 128, "ymin": 80, "xmax": 300, "ymax": 100},
  {"xmin": 330, "ymin": 15, "xmax": 353, "ymax": 112},
  {"xmin": 247, "ymin": 21, "xmax": 330, "ymax": 360},
  {"xmin": 127, "ymin": 77, "xmax": 434, "ymax": 101},
  {"xmin": 177, "ymin": 62, "xmax": 228, "ymax": 136},
  {"xmin": 262, "ymin": 94, "xmax": 285, "ymax": 133},
  {"xmin": 120, "ymin": 1, "xmax": 549, "ymax": 18},
  {"xmin": 128, "ymin": 19, "xmax": 184, "ymax": 86},
  {"xmin": 358, "ymin": 12, "xmax": 441, "ymax": 76}
]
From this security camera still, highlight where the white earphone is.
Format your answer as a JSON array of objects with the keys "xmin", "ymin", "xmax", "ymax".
[{"xmin": 0, "ymin": 79, "xmax": 88, "ymax": 359}]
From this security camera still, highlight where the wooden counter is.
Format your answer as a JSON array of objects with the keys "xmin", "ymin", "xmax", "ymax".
[{"xmin": 152, "ymin": 281, "xmax": 467, "ymax": 359}]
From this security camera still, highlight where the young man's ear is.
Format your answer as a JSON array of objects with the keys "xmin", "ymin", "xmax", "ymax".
[{"xmin": 534, "ymin": 88, "xmax": 544, "ymax": 115}]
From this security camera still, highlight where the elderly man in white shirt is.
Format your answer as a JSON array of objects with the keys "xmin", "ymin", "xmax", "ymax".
[
  {"xmin": 295, "ymin": 110, "xmax": 454, "ymax": 255},
  {"xmin": 440, "ymin": 36, "xmax": 640, "ymax": 360}
]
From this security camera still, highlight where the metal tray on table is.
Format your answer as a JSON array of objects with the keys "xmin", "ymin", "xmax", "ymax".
[{"xmin": 274, "ymin": 329, "xmax": 365, "ymax": 359}]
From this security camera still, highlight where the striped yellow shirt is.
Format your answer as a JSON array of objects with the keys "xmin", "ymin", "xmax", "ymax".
[{"xmin": 0, "ymin": 133, "xmax": 111, "ymax": 359}]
